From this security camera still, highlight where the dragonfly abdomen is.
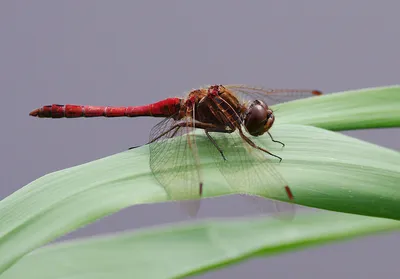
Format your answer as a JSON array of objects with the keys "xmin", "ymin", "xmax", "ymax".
[{"xmin": 29, "ymin": 98, "xmax": 183, "ymax": 118}]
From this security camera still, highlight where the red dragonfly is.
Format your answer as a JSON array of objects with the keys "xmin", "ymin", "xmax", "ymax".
[{"xmin": 30, "ymin": 84, "xmax": 322, "ymax": 216}]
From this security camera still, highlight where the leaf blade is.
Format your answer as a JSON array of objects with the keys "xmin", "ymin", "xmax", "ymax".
[
  {"xmin": 2, "ymin": 212, "xmax": 400, "ymax": 279},
  {"xmin": 274, "ymin": 85, "xmax": 400, "ymax": 130},
  {"xmin": 0, "ymin": 124, "xmax": 399, "ymax": 274}
]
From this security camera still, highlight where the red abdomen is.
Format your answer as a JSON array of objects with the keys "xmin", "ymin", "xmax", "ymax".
[{"xmin": 29, "ymin": 98, "xmax": 183, "ymax": 119}]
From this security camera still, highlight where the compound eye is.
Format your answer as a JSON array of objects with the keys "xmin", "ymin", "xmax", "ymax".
[{"xmin": 244, "ymin": 102, "xmax": 268, "ymax": 136}]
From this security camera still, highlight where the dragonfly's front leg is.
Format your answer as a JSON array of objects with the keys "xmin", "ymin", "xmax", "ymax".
[
  {"xmin": 238, "ymin": 128, "xmax": 283, "ymax": 162},
  {"xmin": 267, "ymin": 131, "xmax": 285, "ymax": 147}
]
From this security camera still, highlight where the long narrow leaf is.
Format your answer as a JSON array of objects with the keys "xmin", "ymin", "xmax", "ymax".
[
  {"xmin": 2, "ymin": 212, "xmax": 400, "ymax": 279},
  {"xmin": 274, "ymin": 85, "xmax": 400, "ymax": 130},
  {"xmin": 0, "ymin": 124, "xmax": 399, "ymax": 274}
]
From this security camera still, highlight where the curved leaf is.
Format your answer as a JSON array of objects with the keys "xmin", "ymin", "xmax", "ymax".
[
  {"xmin": 0, "ymin": 124, "xmax": 399, "ymax": 274},
  {"xmin": 2, "ymin": 212, "xmax": 400, "ymax": 279},
  {"xmin": 274, "ymin": 85, "xmax": 400, "ymax": 130}
]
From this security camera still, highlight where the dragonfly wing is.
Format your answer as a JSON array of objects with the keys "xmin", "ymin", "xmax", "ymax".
[
  {"xmin": 179, "ymin": 103, "xmax": 204, "ymax": 217},
  {"xmin": 224, "ymin": 84, "xmax": 322, "ymax": 106},
  {"xmin": 149, "ymin": 112, "xmax": 203, "ymax": 217},
  {"xmin": 204, "ymin": 95, "xmax": 295, "ymax": 218},
  {"xmin": 204, "ymin": 129, "xmax": 295, "ymax": 218}
]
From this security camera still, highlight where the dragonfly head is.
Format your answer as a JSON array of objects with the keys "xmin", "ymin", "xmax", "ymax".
[{"xmin": 243, "ymin": 100, "xmax": 274, "ymax": 136}]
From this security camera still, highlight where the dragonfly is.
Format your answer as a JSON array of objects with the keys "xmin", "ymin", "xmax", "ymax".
[{"xmin": 30, "ymin": 84, "xmax": 322, "ymax": 217}]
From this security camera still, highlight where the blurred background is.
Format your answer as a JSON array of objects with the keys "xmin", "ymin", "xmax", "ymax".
[{"xmin": 1, "ymin": 1, "xmax": 399, "ymax": 277}]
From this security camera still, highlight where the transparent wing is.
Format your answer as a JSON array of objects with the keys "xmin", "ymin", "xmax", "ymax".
[
  {"xmin": 224, "ymin": 84, "xmax": 322, "ymax": 106},
  {"xmin": 180, "ymin": 103, "xmax": 204, "ymax": 216},
  {"xmin": 205, "ymin": 129, "xmax": 295, "ymax": 218},
  {"xmin": 149, "ymin": 112, "xmax": 203, "ymax": 217},
  {"xmin": 205, "ymin": 94, "xmax": 295, "ymax": 218}
]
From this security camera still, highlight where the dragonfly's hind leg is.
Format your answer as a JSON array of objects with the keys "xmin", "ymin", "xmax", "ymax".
[
  {"xmin": 149, "ymin": 124, "xmax": 181, "ymax": 143},
  {"xmin": 128, "ymin": 143, "xmax": 149, "ymax": 150},
  {"xmin": 128, "ymin": 126, "xmax": 181, "ymax": 150},
  {"xmin": 128, "ymin": 145, "xmax": 140, "ymax": 150}
]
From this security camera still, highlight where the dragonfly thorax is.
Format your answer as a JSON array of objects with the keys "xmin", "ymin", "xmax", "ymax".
[{"xmin": 243, "ymin": 100, "xmax": 274, "ymax": 137}]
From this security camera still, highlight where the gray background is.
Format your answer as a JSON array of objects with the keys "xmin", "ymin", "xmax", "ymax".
[{"xmin": 1, "ymin": 0, "xmax": 400, "ymax": 278}]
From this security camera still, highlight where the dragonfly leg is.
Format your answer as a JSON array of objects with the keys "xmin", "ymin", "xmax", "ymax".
[
  {"xmin": 150, "ymin": 119, "xmax": 220, "ymax": 144},
  {"xmin": 178, "ymin": 119, "xmax": 219, "ymax": 130},
  {"xmin": 205, "ymin": 130, "xmax": 227, "ymax": 161},
  {"xmin": 131, "ymin": 127, "xmax": 180, "ymax": 149},
  {"xmin": 149, "ymin": 124, "xmax": 181, "ymax": 143},
  {"xmin": 128, "ymin": 144, "xmax": 143, "ymax": 150},
  {"xmin": 175, "ymin": 119, "xmax": 231, "ymax": 161},
  {"xmin": 267, "ymin": 131, "xmax": 285, "ymax": 147},
  {"xmin": 238, "ymin": 128, "xmax": 283, "ymax": 162},
  {"xmin": 169, "ymin": 125, "xmax": 181, "ymax": 138}
]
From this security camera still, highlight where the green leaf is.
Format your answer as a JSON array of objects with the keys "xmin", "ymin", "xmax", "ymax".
[
  {"xmin": 1, "ymin": 124, "xmax": 399, "ymax": 275},
  {"xmin": 274, "ymin": 85, "xmax": 400, "ymax": 130},
  {"xmin": 2, "ymin": 212, "xmax": 400, "ymax": 279},
  {"xmin": 0, "ymin": 86, "xmax": 399, "ymax": 275}
]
